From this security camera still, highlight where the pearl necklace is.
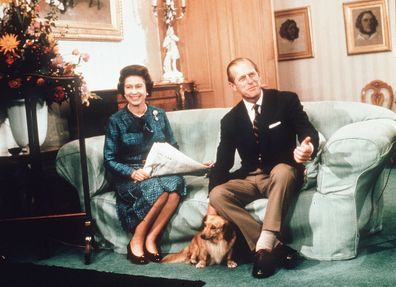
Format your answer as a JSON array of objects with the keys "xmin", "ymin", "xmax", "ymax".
[{"xmin": 128, "ymin": 104, "xmax": 147, "ymax": 118}]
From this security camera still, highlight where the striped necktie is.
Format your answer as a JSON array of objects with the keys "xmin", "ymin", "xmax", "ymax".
[{"xmin": 253, "ymin": 104, "xmax": 260, "ymax": 144}]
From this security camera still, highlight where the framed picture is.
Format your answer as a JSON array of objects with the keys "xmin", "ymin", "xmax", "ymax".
[
  {"xmin": 343, "ymin": 0, "xmax": 391, "ymax": 55},
  {"xmin": 274, "ymin": 7, "xmax": 314, "ymax": 61},
  {"xmin": 41, "ymin": 0, "xmax": 123, "ymax": 41}
]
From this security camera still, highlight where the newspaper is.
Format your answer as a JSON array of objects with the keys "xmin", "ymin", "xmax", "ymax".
[{"xmin": 143, "ymin": 142, "xmax": 209, "ymax": 177}]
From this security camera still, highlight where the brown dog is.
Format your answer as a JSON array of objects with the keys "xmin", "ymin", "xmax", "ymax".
[{"xmin": 161, "ymin": 214, "xmax": 237, "ymax": 268}]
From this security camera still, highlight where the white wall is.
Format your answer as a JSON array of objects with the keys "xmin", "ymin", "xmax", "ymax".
[
  {"xmin": 273, "ymin": 0, "xmax": 396, "ymax": 111},
  {"xmin": 58, "ymin": 0, "xmax": 162, "ymax": 90}
]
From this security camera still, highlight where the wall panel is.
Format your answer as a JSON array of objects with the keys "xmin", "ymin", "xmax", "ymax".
[{"xmin": 169, "ymin": 0, "xmax": 278, "ymax": 108}]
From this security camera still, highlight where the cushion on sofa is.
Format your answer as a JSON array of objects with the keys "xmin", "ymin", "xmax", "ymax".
[
  {"xmin": 56, "ymin": 135, "xmax": 108, "ymax": 209},
  {"xmin": 318, "ymin": 119, "xmax": 396, "ymax": 195}
]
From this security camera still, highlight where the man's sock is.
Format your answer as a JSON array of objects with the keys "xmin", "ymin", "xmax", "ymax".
[{"xmin": 255, "ymin": 230, "xmax": 278, "ymax": 252}]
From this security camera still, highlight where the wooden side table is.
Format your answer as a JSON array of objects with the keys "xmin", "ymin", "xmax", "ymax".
[
  {"xmin": 116, "ymin": 81, "xmax": 197, "ymax": 111},
  {"xmin": 0, "ymin": 147, "xmax": 79, "ymax": 219}
]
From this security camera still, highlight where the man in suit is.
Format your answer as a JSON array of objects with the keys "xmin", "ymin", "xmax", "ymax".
[{"xmin": 208, "ymin": 57, "xmax": 319, "ymax": 278}]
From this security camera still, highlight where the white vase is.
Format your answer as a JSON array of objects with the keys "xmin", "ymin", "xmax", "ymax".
[
  {"xmin": 0, "ymin": 118, "xmax": 18, "ymax": 152},
  {"xmin": 6, "ymin": 99, "xmax": 48, "ymax": 147}
]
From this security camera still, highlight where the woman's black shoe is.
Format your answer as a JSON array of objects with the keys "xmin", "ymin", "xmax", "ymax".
[
  {"xmin": 127, "ymin": 243, "xmax": 148, "ymax": 265},
  {"xmin": 146, "ymin": 250, "xmax": 162, "ymax": 263}
]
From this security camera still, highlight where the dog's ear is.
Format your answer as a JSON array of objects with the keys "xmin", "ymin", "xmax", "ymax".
[{"xmin": 223, "ymin": 221, "xmax": 235, "ymax": 241}]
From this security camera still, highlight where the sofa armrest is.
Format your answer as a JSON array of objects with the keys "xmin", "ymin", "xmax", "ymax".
[
  {"xmin": 56, "ymin": 135, "xmax": 108, "ymax": 209},
  {"xmin": 317, "ymin": 119, "xmax": 396, "ymax": 195}
]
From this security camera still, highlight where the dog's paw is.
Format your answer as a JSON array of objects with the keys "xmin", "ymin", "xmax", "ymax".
[
  {"xmin": 188, "ymin": 254, "xmax": 198, "ymax": 265},
  {"xmin": 195, "ymin": 261, "xmax": 206, "ymax": 268},
  {"xmin": 227, "ymin": 260, "xmax": 238, "ymax": 268},
  {"xmin": 189, "ymin": 258, "xmax": 198, "ymax": 265}
]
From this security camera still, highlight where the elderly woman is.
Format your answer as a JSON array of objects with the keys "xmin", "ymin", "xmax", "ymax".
[{"xmin": 104, "ymin": 65, "xmax": 186, "ymax": 264}]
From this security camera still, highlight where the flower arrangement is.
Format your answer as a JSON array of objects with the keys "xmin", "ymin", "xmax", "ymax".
[
  {"xmin": 0, "ymin": 0, "xmax": 97, "ymax": 106},
  {"xmin": 48, "ymin": 48, "xmax": 99, "ymax": 106}
]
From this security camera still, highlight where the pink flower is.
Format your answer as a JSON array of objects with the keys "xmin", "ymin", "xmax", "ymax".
[
  {"xmin": 8, "ymin": 78, "xmax": 22, "ymax": 89},
  {"xmin": 81, "ymin": 53, "xmax": 90, "ymax": 62},
  {"xmin": 33, "ymin": 20, "xmax": 41, "ymax": 29},
  {"xmin": 52, "ymin": 55, "xmax": 64, "ymax": 66},
  {"xmin": 36, "ymin": 78, "xmax": 45, "ymax": 86},
  {"xmin": 25, "ymin": 40, "xmax": 34, "ymax": 47},
  {"xmin": 5, "ymin": 54, "xmax": 14, "ymax": 65},
  {"xmin": 63, "ymin": 62, "xmax": 76, "ymax": 76},
  {"xmin": 53, "ymin": 86, "xmax": 66, "ymax": 103}
]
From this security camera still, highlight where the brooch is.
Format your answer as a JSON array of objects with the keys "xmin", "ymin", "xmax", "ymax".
[{"xmin": 153, "ymin": 110, "xmax": 159, "ymax": 121}]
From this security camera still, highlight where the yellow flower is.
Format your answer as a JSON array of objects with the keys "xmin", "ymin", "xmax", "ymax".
[
  {"xmin": 0, "ymin": 0, "xmax": 12, "ymax": 5},
  {"xmin": 0, "ymin": 33, "xmax": 20, "ymax": 54}
]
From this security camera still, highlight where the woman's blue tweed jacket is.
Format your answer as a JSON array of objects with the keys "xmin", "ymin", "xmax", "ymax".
[{"xmin": 104, "ymin": 105, "xmax": 186, "ymax": 231}]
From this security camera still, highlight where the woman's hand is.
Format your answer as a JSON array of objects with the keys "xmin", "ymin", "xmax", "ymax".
[
  {"xmin": 204, "ymin": 161, "xmax": 215, "ymax": 168},
  {"xmin": 131, "ymin": 169, "xmax": 151, "ymax": 182}
]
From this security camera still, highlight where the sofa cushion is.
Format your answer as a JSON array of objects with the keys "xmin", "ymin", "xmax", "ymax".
[
  {"xmin": 56, "ymin": 136, "xmax": 107, "ymax": 209},
  {"xmin": 166, "ymin": 108, "xmax": 231, "ymax": 165},
  {"xmin": 303, "ymin": 101, "xmax": 396, "ymax": 140},
  {"xmin": 317, "ymin": 119, "xmax": 396, "ymax": 195}
]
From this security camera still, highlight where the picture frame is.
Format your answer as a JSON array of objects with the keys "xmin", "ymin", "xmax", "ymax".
[
  {"xmin": 42, "ymin": 0, "xmax": 123, "ymax": 41},
  {"xmin": 343, "ymin": 0, "xmax": 391, "ymax": 55},
  {"xmin": 274, "ymin": 6, "xmax": 314, "ymax": 61}
]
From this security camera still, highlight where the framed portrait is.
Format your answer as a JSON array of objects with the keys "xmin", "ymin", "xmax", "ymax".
[
  {"xmin": 41, "ymin": 0, "xmax": 123, "ymax": 41},
  {"xmin": 274, "ymin": 7, "xmax": 314, "ymax": 61},
  {"xmin": 343, "ymin": 0, "xmax": 391, "ymax": 55}
]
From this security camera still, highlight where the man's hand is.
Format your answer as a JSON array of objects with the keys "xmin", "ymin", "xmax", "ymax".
[
  {"xmin": 131, "ymin": 168, "xmax": 151, "ymax": 182},
  {"xmin": 294, "ymin": 136, "xmax": 314, "ymax": 163}
]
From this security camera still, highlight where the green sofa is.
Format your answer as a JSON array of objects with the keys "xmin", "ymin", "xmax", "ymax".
[{"xmin": 56, "ymin": 101, "xmax": 396, "ymax": 261}]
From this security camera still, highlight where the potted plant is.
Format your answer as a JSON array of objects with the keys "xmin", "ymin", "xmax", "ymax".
[{"xmin": 0, "ymin": 0, "xmax": 97, "ymax": 147}]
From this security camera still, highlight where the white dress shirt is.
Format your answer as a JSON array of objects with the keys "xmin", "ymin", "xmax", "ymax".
[{"xmin": 243, "ymin": 91, "xmax": 263, "ymax": 124}]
